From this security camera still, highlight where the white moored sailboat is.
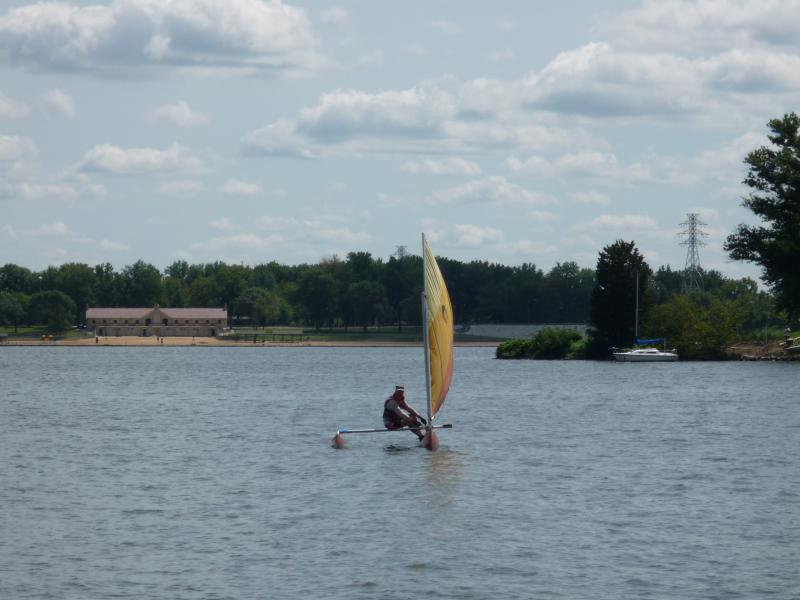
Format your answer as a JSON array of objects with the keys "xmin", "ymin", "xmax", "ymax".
[
  {"xmin": 332, "ymin": 233, "xmax": 454, "ymax": 450},
  {"xmin": 611, "ymin": 271, "xmax": 678, "ymax": 362},
  {"xmin": 612, "ymin": 343, "xmax": 678, "ymax": 362}
]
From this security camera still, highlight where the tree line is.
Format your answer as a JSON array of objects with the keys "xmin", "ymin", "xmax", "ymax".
[
  {"xmin": 0, "ymin": 254, "xmax": 598, "ymax": 332},
  {"xmin": 0, "ymin": 250, "xmax": 774, "ymax": 337}
]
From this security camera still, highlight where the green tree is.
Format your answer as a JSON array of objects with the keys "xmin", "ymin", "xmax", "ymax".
[
  {"xmin": 187, "ymin": 276, "xmax": 221, "ymax": 307},
  {"xmin": 162, "ymin": 277, "xmax": 187, "ymax": 307},
  {"xmin": 164, "ymin": 260, "xmax": 190, "ymax": 283},
  {"xmin": 344, "ymin": 280, "xmax": 388, "ymax": 332},
  {"xmin": 725, "ymin": 113, "xmax": 800, "ymax": 317},
  {"xmin": 93, "ymin": 263, "xmax": 122, "ymax": 306},
  {"xmin": 496, "ymin": 328, "xmax": 583, "ymax": 359},
  {"xmin": 508, "ymin": 263, "xmax": 544, "ymax": 323},
  {"xmin": 346, "ymin": 251, "xmax": 379, "ymax": 282},
  {"xmin": 295, "ymin": 268, "xmax": 336, "ymax": 330},
  {"xmin": 645, "ymin": 294, "xmax": 746, "ymax": 359},
  {"xmin": 587, "ymin": 240, "xmax": 652, "ymax": 357},
  {"xmin": 0, "ymin": 264, "xmax": 37, "ymax": 294},
  {"xmin": 233, "ymin": 287, "xmax": 283, "ymax": 326},
  {"xmin": 28, "ymin": 290, "xmax": 76, "ymax": 332},
  {"xmin": 384, "ymin": 254, "xmax": 421, "ymax": 332},
  {"xmin": 249, "ymin": 263, "xmax": 277, "ymax": 289},
  {"xmin": 652, "ymin": 265, "xmax": 684, "ymax": 303},
  {"xmin": 121, "ymin": 260, "xmax": 162, "ymax": 306},
  {"xmin": 540, "ymin": 262, "xmax": 594, "ymax": 322},
  {"xmin": 214, "ymin": 263, "xmax": 248, "ymax": 311},
  {"xmin": 56, "ymin": 263, "xmax": 96, "ymax": 324},
  {"xmin": 0, "ymin": 292, "xmax": 26, "ymax": 333}
]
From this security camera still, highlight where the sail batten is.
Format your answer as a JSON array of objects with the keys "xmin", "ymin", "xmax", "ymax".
[{"xmin": 422, "ymin": 235, "xmax": 454, "ymax": 418}]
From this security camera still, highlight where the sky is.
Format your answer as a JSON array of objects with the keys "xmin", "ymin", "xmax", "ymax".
[{"xmin": 1, "ymin": 0, "xmax": 799, "ymax": 281}]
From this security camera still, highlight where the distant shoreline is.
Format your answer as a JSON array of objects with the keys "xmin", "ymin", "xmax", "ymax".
[{"xmin": 1, "ymin": 336, "xmax": 499, "ymax": 348}]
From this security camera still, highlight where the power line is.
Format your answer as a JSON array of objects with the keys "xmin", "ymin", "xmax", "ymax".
[{"xmin": 678, "ymin": 213, "xmax": 708, "ymax": 293}]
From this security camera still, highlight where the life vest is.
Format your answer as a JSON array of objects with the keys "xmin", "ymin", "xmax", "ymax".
[{"xmin": 383, "ymin": 396, "xmax": 402, "ymax": 427}]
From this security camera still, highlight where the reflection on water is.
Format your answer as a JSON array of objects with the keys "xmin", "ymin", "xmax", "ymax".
[{"xmin": 424, "ymin": 448, "xmax": 464, "ymax": 508}]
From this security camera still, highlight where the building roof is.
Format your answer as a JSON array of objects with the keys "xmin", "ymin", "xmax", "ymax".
[
  {"xmin": 86, "ymin": 308, "xmax": 152, "ymax": 319},
  {"xmin": 86, "ymin": 307, "xmax": 227, "ymax": 319},
  {"xmin": 161, "ymin": 308, "xmax": 227, "ymax": 319}
]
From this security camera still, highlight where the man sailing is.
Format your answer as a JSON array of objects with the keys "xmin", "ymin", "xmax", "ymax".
[{"xmin": 383, "ymin": 385, "xmax": 426, "ymax": 441}]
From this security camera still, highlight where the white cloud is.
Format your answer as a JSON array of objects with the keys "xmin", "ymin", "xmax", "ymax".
[
  {"xmin": 571, "ymin": 191, "xmax": 610, "ymax": 205},
  {"xmin": 256, "ymin": 214, "xmax": 370, "ymax": 244},
  {"xmin": 525, "ymin": 42, "xmax": 701, "ymax": 118},
  {"xmin": 256, "ymin": 215, "xmax": 298, "ymax": 230},
  {"xmin": 158, "ymin": 180, "xmax": 205, "ymax": 197},
  {"xmin": 400, "ymin": 157, "xmax": 481, "ymax": 176},
  {"xmin": 98, "ymin": 239, "xmax": 128, "ymax": 251},
  {"xmin": 27, "ymin": 222, "xmax": 71, "ymax": 236},
  {"xmin": 520, "ymin": 36, "xmax": 800, "ymax": 124},
  {"xmin": 193, "ymin": 233, "xmax": 283, "ymax": 251},
  {"xmin": 488, "ymin": 48, "xmax": 515, "ymax": 63},
  {"xmin": 402, "ymin": 42, "xmax": 426, "ymax": 56},
  {"xmin": 574, "ymin": 214, "xmax": 663, "ymax": 237},
  {"xmin": 243, "ymin": 84, "xmax": 457, "ymax": 155},
  {"xmin": 15, "ymin": 183, "xmax": 79, "ymax": 201},
  {"xmin": 430, "ymin": 20, "xmax": 461, "ymax": 35},
  {"xmin": 304, "ymin": 220, "xmax": 370, "ymax": 243},
  {"xmin": 220, "ymin": 179, "xmax": 262, "ymax": 197},
  {"xmin": 508, "ymin": 150, "xmax": 654, "ymax": 183},
  {"xmin": 529, "ymin": 210, "xmax": 559, "ymax": 223},
  {"xmin": 298, "ymin": 85, "xmax": 456, "ymax": 142},
  {"xmin": 210, "ymin": 217, "xmax": 237, "ymax": 232},
  {"xmin": 692, "ymin": 131, "xmax": 765, "ymax": 179},
  {"xmin": 496, "ymin": 20, "xmax": 515, "ymax": 33},
  {"xmin": 0, "ymin": 91, "xmax": 29, "ymax": 118},
  {"xmin": 242, "ymin": 118, "xmax": 318, "ymax": 158},
  {"xmin": 321, "ymin": 7, "xmax": 349, "ymax": 26},
  {"xmin": 556, "ymin": 151, "xmax": 651, "ymax": 182},
  {"xmin": 148, "ymin": 101, "xmax": 209, "ymax": 127},
  {"xmin": 431, "ymin": 176, "xmax": 553, "ymax": 206},
  {"xmin": 357, "ymin": 49, "xmax": 383, "ymax": 66},
  {"xmin": 0, "ymin": 0, "xmax": 325, "ymax": 76},
  {"xmin": 453, "ymin": 224, "xmax": 503, "ymax": 247},
  {"xmin": 243, "ymin": 80, "xmax": 601, "ymax": 158},
  {"xmin": 0, "ymin": 134, "xmax": 36, "ymax": 161},
  {"xmin": 506, "ymin": 155, "xmax": 555, "ymax": 178},
  {"xmin": 43, "ymin": 89, "xmax": 76, "ymax": 118},
  {"xmin": 602, "ymin": 0, "xmax": 800, "ymax": 53},
  {"xmin": 78, "ymin": 143, "xmax": 203, "ymax": 175},
  {"xmin": 506, "ymin": 239, "xmax": 558, "ymax": 256}
]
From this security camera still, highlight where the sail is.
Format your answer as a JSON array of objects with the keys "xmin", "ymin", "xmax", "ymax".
[{"xmin": 423, "ymin": 236, "xmax": 454, "ymax": 417}]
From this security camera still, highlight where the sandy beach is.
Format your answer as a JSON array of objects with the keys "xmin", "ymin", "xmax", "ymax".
[{"xmin": 3, "ymin": 336, "xmax": 498, "ymax": 348}]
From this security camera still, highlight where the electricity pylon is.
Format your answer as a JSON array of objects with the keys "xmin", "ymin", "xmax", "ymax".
[{"xmin": 678, "ymin": 213, "xmax": 708, "ymax": 293}]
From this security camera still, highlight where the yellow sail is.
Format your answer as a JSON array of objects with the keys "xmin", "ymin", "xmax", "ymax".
[{"xmin": 423, "ymin": 236, "xmax": 454, "ymax": 417}]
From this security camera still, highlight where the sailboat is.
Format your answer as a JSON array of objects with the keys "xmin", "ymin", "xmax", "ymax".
[
  {"xmin": 332, "ymin": 233, "xmax": 454, "ymax": 450},
  {"xmin": 611, "ymin": 271, "xmax": 678, "ymax": 362}
]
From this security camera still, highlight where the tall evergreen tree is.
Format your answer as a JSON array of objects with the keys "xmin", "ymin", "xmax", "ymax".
[{"xmin": 588, "ymin": 240, "xmax": 651, "ymax": 357}]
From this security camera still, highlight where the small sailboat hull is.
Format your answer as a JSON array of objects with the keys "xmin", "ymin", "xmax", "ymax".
[{"xmin": 613, "ymin": 349, "xmax": 678, "ymax": 362}]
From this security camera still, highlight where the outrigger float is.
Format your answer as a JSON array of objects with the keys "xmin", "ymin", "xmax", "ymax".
[{"xmin": 332, "ymin": 233, "xmax": 455, "ymax": 451}]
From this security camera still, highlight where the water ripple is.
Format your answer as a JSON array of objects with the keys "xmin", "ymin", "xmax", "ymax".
[{"xmin": 1, "ymin": 347, "xmax": 799, "ymax": 599}]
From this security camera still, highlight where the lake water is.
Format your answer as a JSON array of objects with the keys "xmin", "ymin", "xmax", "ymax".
[{"xmin": 1, "ymin": 346, "xmax": 798, "ymax": 599}]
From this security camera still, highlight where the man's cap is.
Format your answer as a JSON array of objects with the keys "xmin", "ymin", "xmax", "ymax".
[{"xmin": 395, "ymin": 385, "xmax": 404, "ymax": 392}]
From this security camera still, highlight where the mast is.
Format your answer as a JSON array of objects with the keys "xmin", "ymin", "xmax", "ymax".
[
  {"xmin": 421, "ymin": 233, "xmax": 433, "ymax": 426},
  {"xmin": 635, "ymin": 270, "xmax": 639, "ymax": 340}
]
